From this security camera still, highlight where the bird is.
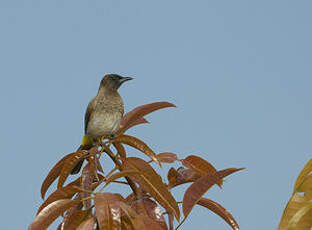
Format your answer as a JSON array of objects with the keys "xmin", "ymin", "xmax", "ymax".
[{"xmin": 71, "ymin": 74, "xmax": 133, "ymax": 174}]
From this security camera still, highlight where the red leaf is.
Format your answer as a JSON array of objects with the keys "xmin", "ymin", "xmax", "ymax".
[
  {"xmin": 156, "ymin": 152, "xmax": 178, "ymax": 164},
  {"xmin": 76, "ymin": 217, "xmax": 96, "ymax": 230},
  {"xmin": 58, "ymin": 150, "xmax": 89, "ymax": 188},
  {"xmin": 41, "ymin": 152, "xmax": 76, "ymax": 199},
  {"xmin": 183, "ymin": 168, "xmax": 244, "ymax": 217},
  {"xmin": 94, "ymin": 193, "xmax": 123, "ymax": 230},
  {"xmin": 113, "ymin": 142, "xmax": 127, "ymax": 158},
  {"xmin": 197, "ymin": 198, "xmax": 239, "ymax": 230},
  {"xmin": 28, "ymin": 199, "xmax": 80, "ymax": 230},
  {"xmin": 182, "ymin": 155, "xmax": 223, "ymax": 187},
  {"xmin": 121, "ymin": 157, "xmax": 180, "ymax": 221},
  {"xmin": 131, "ymin": 198, "xmax": 168, "ymax": 230},
  {"xmin": 118, "ymin": 102, "xmax": 176, "ymax": 134},
  {"xmin": 62, "ymin": 209, "xmax": 90, "ymax": 230},
  {"xmin": 114, "ymin": 134, "xmax": 161, "ymax": 166},
  {"xmin": 167, "ymin": 167, "xmax": 201, "ymax": 189},
  {"xmin": 37, "ymin": 181, "xmax": 81, "ymax": 215}
]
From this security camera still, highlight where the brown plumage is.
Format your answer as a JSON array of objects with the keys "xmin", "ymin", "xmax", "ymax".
[{"xmin": 71, "ymin": 74, "xmax": 133, "ymax": 174}]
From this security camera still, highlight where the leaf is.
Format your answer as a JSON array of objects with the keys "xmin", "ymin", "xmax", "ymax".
[
  {"xmin": 94, "ymin": 193, "xmax": 123, "ymax": 230},
  {"xmin": 62, "ymin": 209, "xmax": 90, "ymax": 230},
  {"xmin": 28, "ymin": 199, "xmax": 80, "ymax": 230},
  {"xmin": 197, "ymin": 198, "xmax": 239, "ymax": 230},
  {"xmin": 37, "ymin": 182, "xmax": 81, "ymax": 215},
  {"xmin": 287, "ymin": 202, "xmax": 312, "ymax": 230},
  {"xmin": 122, "ymin": 117, "xmax": 149, "ymax": 131},
  {"xmin": 119, "ymin": 202, "xmax": 147, "ymax": 230},
  {"xmin": 105, "ymin": 170, "xmax": 140, "ymax": 185},
  {"xmin": 80, "ymin": 164, "xmax": 95, "ymax": 209},
  {"xmin": 167, "ymin": 167, "xmax": 201, "ymax": 189},
  {"xmin": 278, "ymin": 193, "xmax": 312, "ymax": 230},
  {"xmin": 58, "ymin": 150, "xmax": 89, "ymax": 188},
  {"xmin": 183, "ymin": 168, "xmax": 244, "ymax": 217},
  {"xmin": 121, "ymin": 157, "xmax": 180, "ymax": 221},
  {"xmin": 118, "ymin": 101, "xmax": 176, "ymax": 134},
  {"xmin": 77, "ymin": 217, "xmax": 96, "ymax": 230},
  {"xmin": 114, "ymin": 134, "xmax": 161, "ymax": 167},
  {"xmin": 293, "ymin": 158, "xmax": 312, "ymax": 194},
  {"xmin": 297, "ymin": 174, "xmax": 312, "ymax": 199},
  {"xmin": 113, "ymin": 142, "xmax": 127, "ymax": 158},
  {"xmin": 41, "ymin": 152, "xmax": 76, "ymax": 199},
  {"xmin": 156, "ymin": 152, "xmax": 178, "ymax": 164},
  {"xmin": 182, "ymin": 155, "xmax": 223, "ymax": 187},
  {"xmin": 131, "ymin": 198, "xmax": 168, "ymax": 230}
]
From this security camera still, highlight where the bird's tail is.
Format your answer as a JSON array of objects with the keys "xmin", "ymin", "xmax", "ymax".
[{"xmin": 70, "ymin": 136, "xmax": 93, "ymax": 175}]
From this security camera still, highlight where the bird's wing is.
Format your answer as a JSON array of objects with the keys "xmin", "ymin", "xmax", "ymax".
[{"xmin": 84, "ymin": 98, "xmax": 95, "ymax": 134}]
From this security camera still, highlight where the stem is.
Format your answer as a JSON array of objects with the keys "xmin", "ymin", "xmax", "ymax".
[
  {"xmin": 175, "ymin": 215, "xmax": 188, "ymax": 230},
  {"xmin": 102, "ymin": 143, "xmax": 140, "ymax": 197}
]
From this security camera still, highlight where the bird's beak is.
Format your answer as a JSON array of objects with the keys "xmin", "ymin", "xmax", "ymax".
[{"xmin": 119, "ymin": 77, "xmax": 133, "ymax": 84}]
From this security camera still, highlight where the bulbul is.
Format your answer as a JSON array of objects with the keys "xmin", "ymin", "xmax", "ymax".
[{"xmin": 71, "ymin": 74, "xmax": 133, "ymax": 174}]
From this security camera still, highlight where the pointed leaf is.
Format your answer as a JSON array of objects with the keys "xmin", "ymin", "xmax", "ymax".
[
  {"xmin": 58, "ymin": 151, "xmax": 89, "ymax": 188},
  {"xmin": 119, "ymin": 202, "xmax": 147, "ymax": 230},
  {"xmin": 62, "ymin": 209, "xmax": 90, "ymax": 230},
  {"xmin": 28, "ymin": 199, "xmax": 80, "ymax": 230},
  {"xmin": 167, "ymin": 167, "xmax": 201, "ymax": 189},
  {"xmin": 197, "ymin": 198, "xmax": 239, "ymax": 230},
  {"xmin": 77, "ymin": 217, "xmax": 96, "ymax": 230},
  {"xmin": 37, "ymin": 181, "xmax": 81, "ymax": 214},
  {"xmin": 131, "ymin": 198, "xmax": 168, "ymax": 230},
  {"xmin": 94, "ymin": 193, "xmax": 123, "ymax": 230},
  {"xmin": 118, "ymin": 102, "xmax": 176, "ymax": 134},
  {"xmin": 121, "ymin": 157, "xmax": 180, "ymax": 221},
  {"xmin": 114, "ymin": 135, "xmax": 161, "ymax": 167},
  {"xmin": 293, "ymin": 158, "xmax": 312, "ymax": 194},
  {"xmin": 182, "ymin": 155, "xmax": 223, "ymax": 187},
  {"xmin": 105, "ymin": 170, "xmax": 140, "ymax": 185},
  {"xmin": 183, "ymin": 168, "xmax": 244, "ymax": 217},
  {"xmin": 41, "ymin": 152, "xmax": 76, "ymax": 199},
  {"xmin": 156, "ymin": 153, "xmax": 178, "ymax": 164}
]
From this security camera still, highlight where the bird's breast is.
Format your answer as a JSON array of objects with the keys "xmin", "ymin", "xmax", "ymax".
[{"xmin": 86, "ymin": 111, "xmax": 122, "ymax": 142}]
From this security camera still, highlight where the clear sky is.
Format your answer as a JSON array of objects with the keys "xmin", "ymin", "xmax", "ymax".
[{"xmin": 1, "ymin": 1, "xmax": 312, "ymax": 229}]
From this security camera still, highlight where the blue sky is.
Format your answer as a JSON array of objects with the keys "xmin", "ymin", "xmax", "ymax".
[{"xmin": 1, "ymin": 1, "xmax": 312, "ymax": 229}]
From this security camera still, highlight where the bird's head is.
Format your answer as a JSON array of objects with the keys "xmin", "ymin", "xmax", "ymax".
[{"xmin": 100, "ymin": 74, "xmax": 133, "ymax": 91}]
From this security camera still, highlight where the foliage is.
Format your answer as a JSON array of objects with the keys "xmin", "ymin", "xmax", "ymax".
[
  {"xmin": 278, "ymin": 159, "xmax": 312, "ymax": 230},
  {"xmin": 29, "ymin": 102, "xmax": 243, "ymax": 230}
]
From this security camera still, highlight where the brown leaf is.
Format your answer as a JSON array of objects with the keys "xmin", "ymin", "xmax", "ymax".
[
  {"xmin": 87, "ymin": 147, "xmax": 99, "ymax": 181},
  {"xmin": 94, "ymin": 193, "xmax": 123, "ymax": 230},
  {"xmin": 182, "ymin": 155, "xmax": 223, "ymax": 187},
  {"xmin": 58, "ymin": 150, "xmax": 89, "ymax": 188},
  {"xmin": 37, "ymin": 180, "xmax": 81, "ymax": 215},
  {"xmin": 77, "ymin": 217, "xmax": 96, "ymax": 230},
  {"xmin": 81, "ymin": 164, "xmax": 95, "ymax": 209},
  {"xmin": 156, "ymin": 152, "xmax": 178, "ymax": 164},
  {"xmin": 62, "ymin": 209, "xmax": 90, "ymax": 230},
  {"xmin": 183, "ymin": 168, "xmax": 244, "ymax": 217},
  {"xmin": 278, "ymin": 193, "xmax": 312, "ymax": 230},
  {"xmin": 121, "ymin": 157, "xmax": 180, "ymax": 221},
  {"xmin": 41, "ymin": 152, "xmax": 76, "ymax": 199},
  {"xmin": 114, "ymin": 134, "xmax": 161, "ymax": 167},
  {"xmin": 113, "ymin": 142, "xmax": 127, "ymax": 158},
  {"xmin": 167, "ymin": 167, "xmax": 201, "ymax": 189},
  {"xmin": 119, "ymin": 202, "xmax": 147, "ymax": 230},
  {"xmin": 197, "ymin": 198, "xmax": 239, "ymax": 230},
  {"xmin": 28, "ymin": 199, "xmax": 80, "ymax": 230},
  {"xmin": 118, "ymin": 101, "xmax": 176, "ymax": 134},
  {"xmin": 293, "ymin": 158, "xmax": 312, "ymax": 194},
  {"xmin": 131, "ymin": 198, "xmax": 168, "ymax": 230}
]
